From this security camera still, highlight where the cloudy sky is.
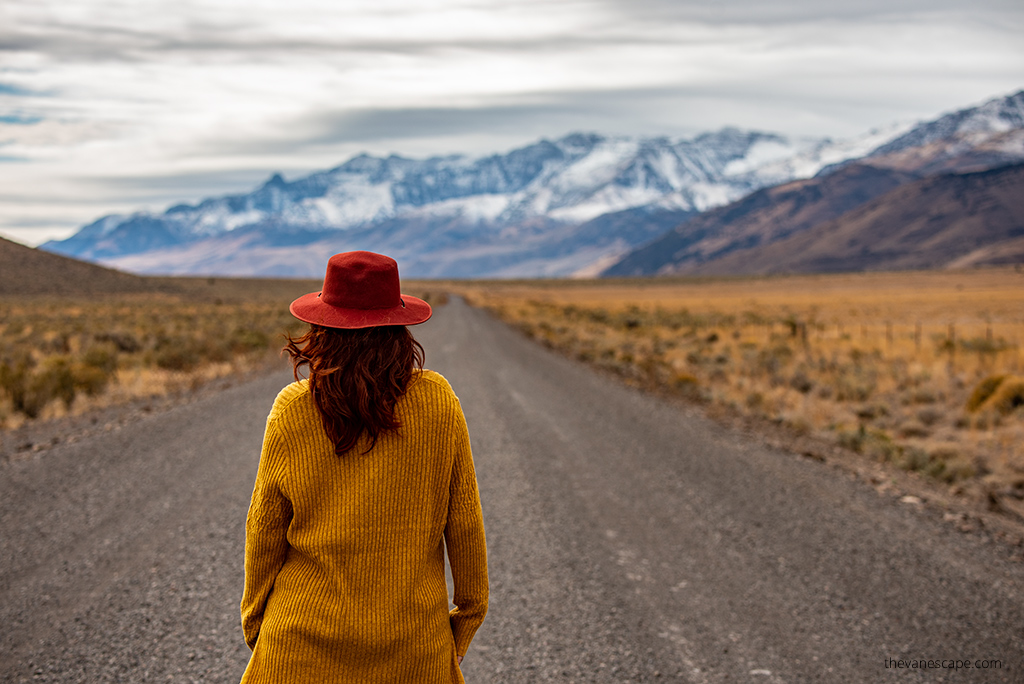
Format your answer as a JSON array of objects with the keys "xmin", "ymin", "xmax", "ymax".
[{"xmin": 1, "ymin": 0, "xmax": 1022, "ymax": 246}]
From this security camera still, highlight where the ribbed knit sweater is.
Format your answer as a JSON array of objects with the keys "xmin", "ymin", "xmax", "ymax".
[{"xmin": 240, "ymin": 370, "xmax": 488, "ymax": 683}]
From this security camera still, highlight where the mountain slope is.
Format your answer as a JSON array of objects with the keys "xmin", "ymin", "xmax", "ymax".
[
  {"xmin": 681, "ymin": 163, "xmax": 1024, "ymax": 275},
  {"xmin": 603, "ymin": 164, "xmax": 918, "ymax": 276},
  {"xmin": 0, "ymin": 235, "xmax": 155, "ymax": 296}
]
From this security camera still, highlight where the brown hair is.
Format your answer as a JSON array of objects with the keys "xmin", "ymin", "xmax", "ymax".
[{"xmin": 284, "ymin": 324, "xmax": 425, "ymax": 456}]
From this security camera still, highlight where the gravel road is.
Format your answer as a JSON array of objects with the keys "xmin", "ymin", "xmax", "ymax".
[{"xmin": 1, "ymin": 298, "xmax": 1021, "ymax": 683}]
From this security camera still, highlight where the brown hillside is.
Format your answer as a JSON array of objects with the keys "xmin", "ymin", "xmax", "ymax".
[
  {"xmin": 603, "ymin": 164, "xmax": 917, "ymax": 276},
  {"xmin": 0, "ymin": 235, "xmax": 158, "ymax": 296},
  {"xmin": 689, "ymin": 162, "xmax": 1024, "ymax": 275}
]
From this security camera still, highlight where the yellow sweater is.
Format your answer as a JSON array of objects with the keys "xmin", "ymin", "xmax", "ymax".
[{"xmin": 240, "ymin": 370, "xmax": 488, "ymax": 683}]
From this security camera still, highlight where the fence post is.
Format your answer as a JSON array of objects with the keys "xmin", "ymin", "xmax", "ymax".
[{"xmin": 948, "ymin": 322, "xmax": 956, "ymax": 375}]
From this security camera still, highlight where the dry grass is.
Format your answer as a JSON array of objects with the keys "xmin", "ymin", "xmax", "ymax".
[
  {"xmin": 0, "ymin": 275, "xmax": 445, "ymax": 430},
  {"xmin": 448, "ymin": 269, "xmax": 1024, "ymax": 513}
]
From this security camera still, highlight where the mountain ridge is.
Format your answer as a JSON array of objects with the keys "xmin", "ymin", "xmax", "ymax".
[
  {"xmin": 42, "ymin": 89, "xmax": 1024, "ymax": 279},
  {"xmin": 602, "ymin": 90, "xmax": 1024, "ymax": 278},
  {"xmin": 42, "ymin": 126, "xmax": 899, "ymax": 278}
]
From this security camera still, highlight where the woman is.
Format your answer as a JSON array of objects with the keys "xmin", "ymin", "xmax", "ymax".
[{"xmin": 240, "ymin": 251, "xmax": 488, "ymax": 683}]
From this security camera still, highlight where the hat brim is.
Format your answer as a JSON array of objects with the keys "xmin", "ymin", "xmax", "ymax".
[{"xmin": 289, "ymin": 292, "xmax": 432, "ymax": 329}]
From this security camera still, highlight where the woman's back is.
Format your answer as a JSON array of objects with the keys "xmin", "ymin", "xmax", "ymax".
[
  {"xmin": 240, "ymin": 252, "xmax": 488, "ymax": 683},
  {"xmin": 241, "ymin": 370, "xmax": 487, "ymax": 683}
]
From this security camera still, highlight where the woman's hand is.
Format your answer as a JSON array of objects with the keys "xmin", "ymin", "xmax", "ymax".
[{"xmin": 457, "ymin": 655, "xmax": 463, "ymax": 665}]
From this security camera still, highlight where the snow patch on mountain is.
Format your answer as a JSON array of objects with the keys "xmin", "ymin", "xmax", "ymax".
[{"xmin": 870, "ymin": 90, "xmax": 1024, "ymax": 157}]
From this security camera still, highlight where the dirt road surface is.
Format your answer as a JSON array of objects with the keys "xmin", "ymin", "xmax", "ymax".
[{"xmin": 1, "ymin": 298, "xmax": 1021, "ymax": 682}]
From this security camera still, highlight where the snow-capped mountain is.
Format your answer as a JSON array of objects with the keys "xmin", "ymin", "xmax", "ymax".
[
  {"xmin": 43, "ymin": 126, "xmax": 901, "ymax": 278},
  {"xmin": 603, "ymin": 90, "xmax": 1024, "ymax": 278},
  {"xmin": 870, "ymin": 90, "xmax": 1024, "ymax": 157},
  {"xmin": 815, "ymin": 90, "xmax": 1024, "ymax": 177}
]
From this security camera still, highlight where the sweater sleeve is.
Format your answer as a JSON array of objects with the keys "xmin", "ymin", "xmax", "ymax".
[
  {"xmin": 443, "ymin": 400, "xmax": 489, "ymax": 656},
  {"xmin": 240, "ymin": 410, "xmax": 293, "ymax": 650}
]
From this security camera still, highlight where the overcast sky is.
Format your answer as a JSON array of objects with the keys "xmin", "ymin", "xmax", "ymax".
[{"xmin": 1, "ymin": 0, "xmax": 1022, "ymax": 246}]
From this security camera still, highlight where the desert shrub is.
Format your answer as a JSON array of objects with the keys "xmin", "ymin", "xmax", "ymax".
[
  {"xmin": 863, "ymin": 430, "xmax": 899, "ymax": 461},
  {"xmin": 971, "ymin": 411, "xmax": 1002, "ymax": 430},
  {"xmin": 25, "ymin": 357, "xmax": 77, "ymax": 416},
  {"xmin": 745, "ymin": 391, "xmax": 765, "ymax": 411},
  {"xmin": 576, "ymin": 348, "xmax": 596, "ymax": 362},
  {"xmin": 980, "ymin": 377, "xmax": 1024, "ymax": 416},
  {"xmin": 835, "ymin": 368, "xmax": 876, "ymax": 402},
  {"xmin": 637, "ymin": 356, "xmax": 671, "ymax": 384},
  {"xmin": 741, "ymin": 310, "xmax": 768, "ymax": 326},
  {"xmin": 230, "ymin": 327, "xmax": 271, "ymax": 354},
  {"xmin": 72, "ymin": 363, "xmax": 111, "ymax": 396},
  {"xmin": 898, "ymin": 445, "xmax": 976, "ymax": 482},
  {"xmin": 855, "ymin": 403, "xmax": 888, "ymax": 420},
  {"xmin": 966, "ymin": 375, "xmax": 1006, "ymax": 412},
  {"xmin": 898, "ymin": 421, "xmax": 931, "ymax": 438},
  {"xmin": 782, "ymin": 416, "xmax": 812, "ymax": 436},
  {"xmin": 959, "ymin": 336, "xmax": 1013, "ymax": 354},
  {"xmin": 673, "ymin": 372, "xmax": 701, "ymax": 400},
  {"xmin": 916, "ymin": 406, "xmax": 943, "ymax": 426},
  {"xmin": 40, "ymin": 333, "xmax": 70, "ymax": 354},
  {"xmin": 754, "ymin": 344, "xmax": 793, "ymax": 376},
  {"xmin": 415, "ymin": 291, "xmax": 449, "ymax": 306},
  {"xmin": 926, "ymin": 446, "xmax": 977, "ymax": 482},
  {"xmin": 906, "ymin": 388, "xmax": 939, "ymax": 404},
  {"xmin": 152, "ymin": 337, "xmax": 203, "ymax": 372},
  {"xmin": 95, "ymin": 332, "xmax": 141, "ymax": 353},
  {"xmin": 0, "ymin": 355, "xmax": 33, "ymax": 416},
  {"xmin": 896, "ymin": 447, "xmax": 931, "ymax": 472},
  {"xmin": 789, "ymin": 371, "xmax": 814, "ymax": 394},
  {"xmin": 82, "ymin": 343, "xmax": 119, "ymax": 375},
  {"xmin": 837, "ymin": 425, "xmax": 898, "ymax": 460}
]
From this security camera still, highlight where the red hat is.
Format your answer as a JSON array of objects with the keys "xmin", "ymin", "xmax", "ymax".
[{"xmin": 289, "ymin": 251, "xmax": 432, "ymax": 329}]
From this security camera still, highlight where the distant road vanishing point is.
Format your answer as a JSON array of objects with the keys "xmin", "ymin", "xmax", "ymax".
[{"xmin": 1, "ymin": 298, "xmax": 1021, "ymax": 682}]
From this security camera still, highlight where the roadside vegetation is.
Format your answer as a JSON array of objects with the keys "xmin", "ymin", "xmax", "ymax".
[
  {"xmin": 0, "ymin": 276, "xmax": 444, "ymax": 430},
  {"xmin": 5, "ymin": 266, "xmax": 1022, "ymax": 516},
  {"xmin": 451, "ymin": 269, "xmax": 1024, "ymax": 516}
]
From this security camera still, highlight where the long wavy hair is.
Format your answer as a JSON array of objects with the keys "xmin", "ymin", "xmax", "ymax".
[{"xmin": 284, "ymin": 324, "xmax": 425, "ymax": 456}]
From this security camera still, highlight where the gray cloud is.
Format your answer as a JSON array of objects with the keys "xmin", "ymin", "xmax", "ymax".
[
  {"xmin": 602, "ymin": 0, "xmax": 1024, "ymax": 24},
  {"xmin": 72, "ymin": 168, "xmax": 277, "ymax": 205},
  {"xmin": 204, "ymin": 77, "xmax": 1024, "ymax": 164},
  {"xmin": 198, "ymin": 91, "xmax": 686, "ymax": 159},
  {"xmin": 0, "ymin": 23, "xmax": 683, "ymax": 67}
]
